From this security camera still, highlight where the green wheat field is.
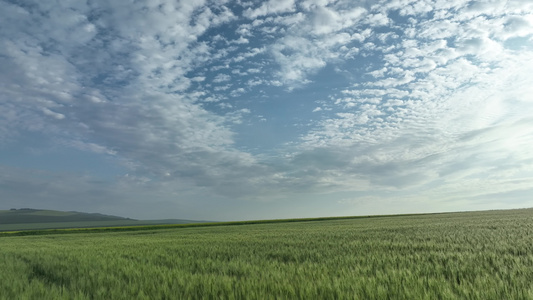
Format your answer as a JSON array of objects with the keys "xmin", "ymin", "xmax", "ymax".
[{"xmin": 1, "ymin": 209, "xmax": 533, "ymax": 299}]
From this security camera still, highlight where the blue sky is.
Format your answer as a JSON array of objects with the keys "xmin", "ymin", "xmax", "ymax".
[{"xmin": 1, "ymin": 0, "xmax": 532, "ymax": 221}]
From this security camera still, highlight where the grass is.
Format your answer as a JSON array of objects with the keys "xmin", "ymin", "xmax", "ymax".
[{"xmin": 1, "ymin": 209, "xmax": 533, "ymax": 299}]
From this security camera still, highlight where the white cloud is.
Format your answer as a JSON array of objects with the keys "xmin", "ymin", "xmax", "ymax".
[
  {"xmin": 232, "ymin": 36, "xmax": 250, "ymax": 44},
  {"xmin": 257, "ymin": 3, "xmax": 369, "ymax": 86},
  {"xmin": 191, "ymin": 76, "xmax": 206, "ymax": 82},
  {"xmin": 365, "ymin": 13, "xmax": 390, "ymax": 27},
  {"xmin": 225, "ymin": 108, "xmax": 251, "ymax": 124},
  {"xmin": 308, "ymin": 6, "xmax": 367, "ymax": 35},
  {"xmin": 66, "ymin": 140, "xmax": 117, "ymax": 155},
  {"xmin": 0, "ymin": 0, "xmax": 268, "ymax": 196},
  {"xmin": 230, "ymin": 87, "xmax": 246, "ymax": 97},
  {"xmin": 42, "ymin": 108, "xmax": 66, "ymax": 120},
  {"xmin": 244, "ymin": 0, "xmax": 297, "ymax": 19},
  {"xmin": 291, "ymin": 0, "xmax": 533, "ymax": 201},
  {"xmin": 498, "ymin": 15, "xmax": 533, "ymax": 40},
  {"xmin": 213, "ymin": 73, "xmax": 232, "ymax": 83},
  {"xmin": 299, "ymin": 0, "xmax": 335, "ymax": 11},
  {"xmin": 270, "ymin": 36, "xmax": 327, "ymax": 84}
]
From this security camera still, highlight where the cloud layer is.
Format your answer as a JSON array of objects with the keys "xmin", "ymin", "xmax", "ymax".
[{"xmin": 1, "ymin": 0, "xmax": 532, "ymax": 220}]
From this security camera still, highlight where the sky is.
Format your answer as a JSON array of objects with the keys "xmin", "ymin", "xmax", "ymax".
[{"xmin": 1, "ymin": 0, "xmax": 532, "ymax": 221}]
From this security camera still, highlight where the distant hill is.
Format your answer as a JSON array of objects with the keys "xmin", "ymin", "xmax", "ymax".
[
  {"xmin": 0, "ymin": 208, "xmax": 132, "ymax": 224},
  {"xmin": 0, "ymin": 208, "xmax": 208, "ymax": 231}
]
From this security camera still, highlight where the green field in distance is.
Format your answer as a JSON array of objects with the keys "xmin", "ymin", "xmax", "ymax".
[{"xmin": 1, "ymin": 209, "xmax": 532, "ymax": 299}]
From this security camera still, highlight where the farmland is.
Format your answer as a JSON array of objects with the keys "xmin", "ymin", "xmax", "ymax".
[{"xmin": 1, "ymin": 209, "xmax": 533, "ymax": 299}]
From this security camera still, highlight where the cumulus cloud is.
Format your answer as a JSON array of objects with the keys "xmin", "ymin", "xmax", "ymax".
[
  {"xmin": 270, "ymin": 36, "xmax": 327, "ymax": 84},
  {"xmin": 244, "ymin": 0, "xmax": 297, "ymax": 19},
  {"xmin": 292, "ymin": 0, "xmax": 533, "ymax": 202},
  {"xmin": 0, "ymin": 0, "xmax": 263, "ymax": 196},
  {"xmin": 243, "ymin": 2, "xmax": 369, "ymax": 86},
  {"xmin": 213, "ymin": 73, "xmax": 232, "ymax": 83}
]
